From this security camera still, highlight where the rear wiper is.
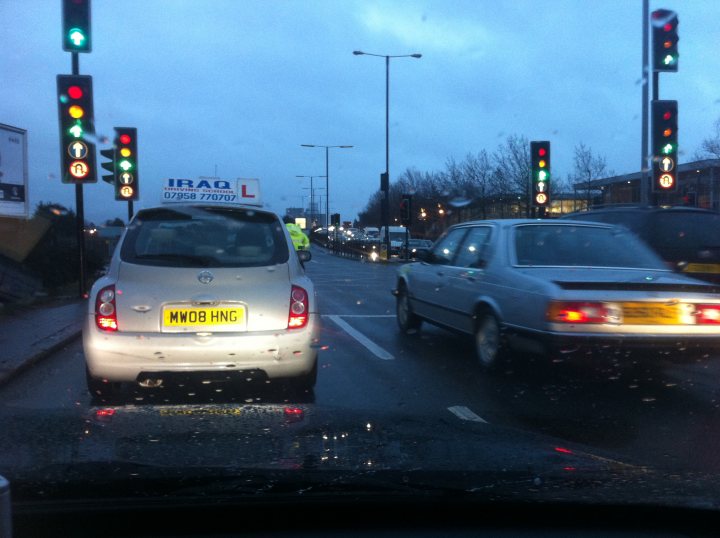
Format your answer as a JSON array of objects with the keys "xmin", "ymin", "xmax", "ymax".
[{"xmin": 134, "ymin": 253, "xmax": 215, "ymax": 266}]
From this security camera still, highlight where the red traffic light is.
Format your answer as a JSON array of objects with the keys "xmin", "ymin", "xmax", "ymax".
[
  {"xmin": 68, "ymin": 85, "xmax": 83, "ymax": 99},
  {"xmin": 538, "ymin": 148, "xmax": 546, "ymax": 156},
  {"xmin": 119, "ymin": 134, "xmax": 132, "ymax": 145}
]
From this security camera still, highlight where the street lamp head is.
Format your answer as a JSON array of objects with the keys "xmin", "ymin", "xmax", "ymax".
[
  {"xmin": 301, "ymin": 144, "xmax": 316, "ymax": 148},
  {"xmin": 353, "ymin": 50, "xmax": 364, "ymax": 55},
  {"xmin": 411, "ymin": 53, "xmax": 422, "ymax": 58}
]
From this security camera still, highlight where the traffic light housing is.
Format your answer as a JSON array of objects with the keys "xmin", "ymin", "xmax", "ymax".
[
  {"xmin": 56, "ymin": 74, "xmax": 97, "ymax": 183},
  {"xmin": 652, "ymin": 9, "xmax": 678, "ymax": 72},
  {"xmin": 100, "ymin": 147, "xmax": 115, "ymax": 184},
  {"xmin": 114, "ymin": 128, "xmax": 139, "ymax": 201},
  {"xmin": 331, "ymin": 213, "xmax": 340, "ymax": 227},
  {"xmin": 530, "ymin": 141, "xmax": 550, "ymax": 207},
  {"xmin": 400, "ymin": 195, "xmax": 412, "ymax": 226},
  {"xmin": 651, "ymin": 100, "xmax": 678, "ymax": 193},
  {"xmin": 62, "ymin": 0, "xmax": 91, "ymax": 53}
]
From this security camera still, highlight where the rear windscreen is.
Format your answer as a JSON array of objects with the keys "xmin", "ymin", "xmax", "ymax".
[
  {"xmin": 120, "ymin": 206, "xmax": 289, "ymax": 268},
  {"xmin": 649, "ymin": 212, "xmax": 720, "ymax": 256}
]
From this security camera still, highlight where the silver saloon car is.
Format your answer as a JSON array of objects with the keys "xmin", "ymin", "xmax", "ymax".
[
  {"xmin": 83, "ymin": 203, "xmax": 320, "ymax": 400},
  {"xmin": 394, "ymin": 219, "xmax": 720, "ymax": 369}
]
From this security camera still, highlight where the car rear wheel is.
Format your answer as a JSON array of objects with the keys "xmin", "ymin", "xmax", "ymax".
[
  {"xmin": 86, "ymin": 367, "xmax": 122, "ymax": 403},
  {"xmin": 291, "ymin": 358, "xmax": 318, "ymax": 393},
  {"xmin": 396, "ymin": 285, "xmax": 422, "ymax": 333},
  {"xmin": 475, "ymin": 312, "xmax": 505, "ymax": 370}
]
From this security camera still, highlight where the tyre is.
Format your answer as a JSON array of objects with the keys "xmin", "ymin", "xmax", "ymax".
[
  {"xmin": 291, "ymin": 358, "xmax": 318, "ymax": 392},
  {"xmin": 86, "ymin": 367, "xmax": 122, "ymax": 403},
  {"xmin": 475, "ymin": 312, "xmax": 505, "ymax": 370},
  {"xmin": 396, "ymin": 285, "xmax": 422, "ymax": 333}
]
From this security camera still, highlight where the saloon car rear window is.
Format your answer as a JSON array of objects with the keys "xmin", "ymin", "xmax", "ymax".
[
  {"xmin": 649, "ymin": 211, "xmax": 720, "ymax": 254},
  {"xmin": 120, "ymin": 206, "xmax": 289, "ymax": 268},
  {"xmin": 514, "ymin": 224, "xmax": 667, "ymax": 269}
]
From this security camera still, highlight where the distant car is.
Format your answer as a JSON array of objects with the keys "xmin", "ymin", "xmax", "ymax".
[
  {"xmin": 83, "ymin": 203, "xmax": 320, "ymax": 401},
  {"xmin": 561, "ymin": 206, "xmax": 720, "ymax": 284},
  {"xmin": 393, "ymin": 219, "xmax": 720, "ymax": 370},
  {"xmin": 402, "ymin": 239, "xmax": 433, "ymax": 259}
]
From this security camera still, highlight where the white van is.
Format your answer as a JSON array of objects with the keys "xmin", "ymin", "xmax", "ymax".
[{"xmin": 378, "ymin": 226, "xmax": 409, "ymax": 255}]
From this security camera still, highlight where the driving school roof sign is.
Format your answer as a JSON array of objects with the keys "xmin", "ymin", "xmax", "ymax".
[{"xmin": 161, "ymin": 177, "xmax": 262, "ymax": 206}]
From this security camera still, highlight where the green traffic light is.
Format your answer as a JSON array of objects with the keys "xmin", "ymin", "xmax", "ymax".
[
  {"xmin": 119, "ymin": 160, "xmax": 133, "ymax": 172},
  {"xmin": 661, "ymin": 143, "xmax": 674, "ymax": 155},
  {"xmin": 663, "ymin": 54, "xmax": 676, "ymax": 66},
  {"xmin": 538, "ymin": 170, "xmax": 548, "ymax": 181},
  {"xmin": 68, "ymin": 124, "xmax": 83, "ymax": 138},
  {"xmin": 68, "ymin": 28, "xmax": 87, "ymax": 47}
]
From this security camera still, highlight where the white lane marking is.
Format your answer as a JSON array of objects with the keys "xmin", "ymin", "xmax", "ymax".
[
  {"xmin": 326, "ymin": 315, "xmax": 395, "ymax": 361},
  {"xmin": 448, "ymin": 406, "xmax": 489, "ymax": 424}
]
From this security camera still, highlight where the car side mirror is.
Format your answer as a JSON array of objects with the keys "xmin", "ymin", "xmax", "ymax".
[{"xmin": 298, "ymin": 249, "xmax": 311, "ymax": 263}]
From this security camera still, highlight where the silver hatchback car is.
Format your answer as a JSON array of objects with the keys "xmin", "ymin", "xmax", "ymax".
[
  {"xmin": 394, "ymin": 219, "xmax": 720, "ymax": 369},
  {"xmin": 83, "ymin": 203, "xmax": 319, "ymax": 400}
]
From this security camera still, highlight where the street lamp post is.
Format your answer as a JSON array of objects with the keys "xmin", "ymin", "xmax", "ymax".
[
  {"xmin": 296, "ymin": 175, "xmax": 326, "ymax": 229},
  {"xmin": 301, "ymin": 145, "xmax": 353, "ymax": 243},
  {"xmin": 353, "ymin": 50, "xmax": 421, "ymax": 257}
]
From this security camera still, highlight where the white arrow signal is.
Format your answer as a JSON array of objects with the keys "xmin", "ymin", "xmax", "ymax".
[
  {"xmin": 70, "ymin": 142, "xmax": 87, "ymax": 158},
  {"xmin": 69, "ymin": 30, "xmax": 86, "ymax": 47},
  {"xmin": 660, "ymin": 157, "xmax": 674, "ymax": 172}
]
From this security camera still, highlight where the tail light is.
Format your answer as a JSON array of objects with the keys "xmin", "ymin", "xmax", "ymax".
[
  {"xmin": 547, "ymin": 301, "xmax": 620, "ymax": 324},
  {"xmin": 695, "ymin": 304, "xmax": 720, "ymax": 324},
  {"xmin": 95, "ymin": 285, "xmax": 118, "ymax": 331},
  {"xmin": 288, "ymin": 285, "xmax": 309, "ymax": 329}
]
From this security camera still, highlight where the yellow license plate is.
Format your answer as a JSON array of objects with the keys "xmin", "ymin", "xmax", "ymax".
[
  {"xmin": 621, "ymin": 302, "xmax": 679, "ymax": 325},
  {"xmin": 683, "ymin": 263, "xmax": 720, "ymax": 274},
  {"xmin": 163, "ymin": 306, "xmax": 246, "ymax": 327}
]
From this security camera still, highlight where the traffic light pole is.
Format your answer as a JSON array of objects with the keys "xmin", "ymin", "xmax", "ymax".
[
  {"xmin": 72, "ymin": 52, "xmax": 87, "ymax": 298},
  {"xmin": 651, "ymin": 71, "xmax": 659, "ymax": 206},
  {"xmin": 641, "ymin": 0, "xmax": 650, "ymax": 206}
]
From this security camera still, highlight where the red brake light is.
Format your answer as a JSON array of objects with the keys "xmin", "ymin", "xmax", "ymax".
[
  {"xmin": 95, "ymin": 285, "xmax": 118, "ymax": 331},
  {"xmin": 695, "ymin": 304, "xmax": 720, "ymax": 325},
  {"xmin": 547, "ymin": 302, "xmax": 616, "ymax": 324},
  {"xmin": 288, "ymin": 285, "xmax": 309, "ymax": 329}
]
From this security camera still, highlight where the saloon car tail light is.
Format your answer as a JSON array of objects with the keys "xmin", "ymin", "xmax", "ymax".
[
  {"xmin": 695, "ymin": 304, "xmax": 720, "ymax": 325},
  {"xmin": 547, "ymin": 301, "xmax": 620, "ymax": 324},
  {"xmin": 288, "ymin": 285, "xmax": 309, "ymax": 329},
  {"xmin": 95, "ymin": 285, "xmax": 118, "ymax": 331}
]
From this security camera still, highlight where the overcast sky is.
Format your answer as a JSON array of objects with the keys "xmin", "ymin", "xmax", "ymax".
[{"xmin": 3, "ymin": 0, "xmax": 719, "ymax": 224}]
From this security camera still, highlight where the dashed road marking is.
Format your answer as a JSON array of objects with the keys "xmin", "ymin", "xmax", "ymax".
[
  {"xmin": 326, "ymin": 315, "xmax": 395, "ymax": 360},
  {"xmin": 448, "ymin": 405, "xmax": 489, "ymax": 424}
]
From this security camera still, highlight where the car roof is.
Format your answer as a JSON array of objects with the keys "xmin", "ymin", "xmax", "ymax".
[
  {"xmin": 133, "ymin": 203, "xmax": 280, "ymax": 219},
  {"xmin": 562, "ymin": 205, "xmax": 720, "ymax": 217},
  {"xmin": 449, "ymin": 218, "xmax": 617, "ymax": 229}
]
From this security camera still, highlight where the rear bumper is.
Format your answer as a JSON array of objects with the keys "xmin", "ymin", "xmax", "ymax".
[
  {"xmin": 505, "ymin": 324, "xmax": 720, "ymax": 356},
  {"xmin": 83, "ymin": 313, "xmax": 320, "ymax": 383}
]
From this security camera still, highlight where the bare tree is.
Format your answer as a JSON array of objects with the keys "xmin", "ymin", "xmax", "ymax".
[
  {"xmin": 569, "ymin": 142, "xmax": 612, "ymax": 208},
  {"xmin": 493, "ymin": 134, "xmax": 531, "ymax": 216},
  {"xmin": 694, "ymin": 117, "xmax": 720, "ymax": 160},
  {"xmin": 462, "ymin": 150, "xmax": 492, "ymax": 219}
]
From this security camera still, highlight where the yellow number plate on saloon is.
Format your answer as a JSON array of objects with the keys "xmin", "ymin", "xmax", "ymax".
[
  {"xmin": 162, "ymin": 306, "xmax": 246, "ymax": 332},
  {"xmin": 621, "ymin": 302, "xmax": 679, "ymax": 325}
]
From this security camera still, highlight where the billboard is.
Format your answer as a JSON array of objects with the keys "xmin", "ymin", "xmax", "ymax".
[{"xmin": 0, "ymin": 123, "xmax": 29, "ymax": 218}]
